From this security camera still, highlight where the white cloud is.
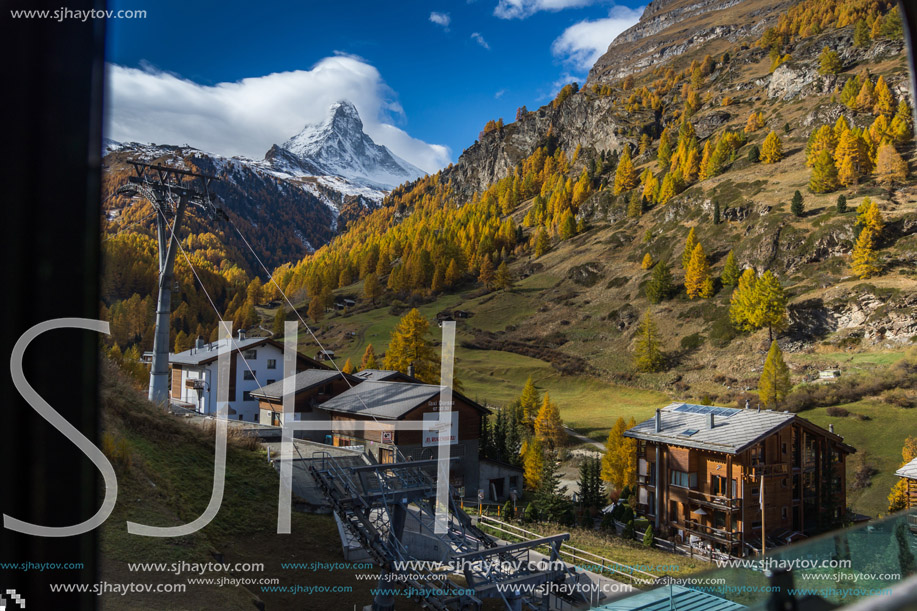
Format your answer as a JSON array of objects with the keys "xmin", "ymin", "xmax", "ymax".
[
  {"xmin": 495, "ymin": 89, "xmax": 506, "ymax": 99},
  {"xmin": 104, "ymin": 55, "xmax": 451, "ymax": 173},
  {"xmin": 494, "ymin": 0, "xmax": 597, "ymax": 19},
  {"xmin": 429, "ymin": 11, "xmax": 451, "ymax": 29},
  {"xmin": 470, "ymin": 32, "xmax": 491, "ymax": 49},
  {"xmin": 551, "ymin": 5, "xmax": 642, "ymax": 70}
]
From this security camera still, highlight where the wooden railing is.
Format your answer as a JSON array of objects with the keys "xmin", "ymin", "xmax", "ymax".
[
  {"xmin": 688, "ymin": 489, "xmax": 742, "ymax": 511},
  {"xmin": 683, "ymin": 518, "xmax": 740, "ymax": 546}
]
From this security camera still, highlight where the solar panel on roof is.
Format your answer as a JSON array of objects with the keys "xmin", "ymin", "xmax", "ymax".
[
  {"xmin": 672, "ymin": 404, "xmax": 738, "ymax": 418},
  {"xmin": 681, "ymin": 429, "xmax": 699, "ymax": 436}
]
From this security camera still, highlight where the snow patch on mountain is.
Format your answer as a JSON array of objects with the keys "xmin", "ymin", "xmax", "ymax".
[{"xmin": 273, "ymin": 100, "xmax": 425, "ymax": 191}]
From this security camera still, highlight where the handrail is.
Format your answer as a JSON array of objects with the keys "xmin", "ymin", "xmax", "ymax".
[{"xmin": 478, "ymin": 515, "xmax": 658, "ymax": 583}]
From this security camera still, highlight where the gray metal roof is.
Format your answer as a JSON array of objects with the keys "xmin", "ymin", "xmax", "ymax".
[
  {"xmin": 249, "ymin": 370, "xmax": 347, "ymax": 401},
  {"xmin": 896, "ymin": 457, "xmax": 917, "ymax": 480},
  {"xmin": 352, "ymin": 369, "xmax": 409, "ymax": 382},
  {"xmin": 316, "ymin": 380, "xmax": 445, "ymax": 419},
  {"xmin": 169, "ymin": 336, "xmax": 273, "ymax": 366},
  {"xmin": 624, "ymin": 402, "xmax": 796, "ymax": 454}
]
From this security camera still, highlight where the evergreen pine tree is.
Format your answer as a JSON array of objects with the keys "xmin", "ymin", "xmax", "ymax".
[
  {"xmin": 837, "ymin": 194, "xmax": 847, "ymax": 213},
  {"xmin": 791, "ymin": 190, "xmax": 805, "ymax": 216},
  {"xmin": 747, "ymin": 144, "xmax": 760, "ymax": 163},
  {"xmin": 713, "ymin": 200, "xmax": 721, "ymax": 224},
  {"xmin": 533, "ymin": 452, "xmax": 570, "ymax": 522},
  {"xmin": 645, "ymin": 260, "xmax": 673, "ymax": 304}
]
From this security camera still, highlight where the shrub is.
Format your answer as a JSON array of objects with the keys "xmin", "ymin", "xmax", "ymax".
[
  {"xmin": 101, "ymin": 432, "xmax": 132, "ymax": 470},
  {"xmin": 502, "ymin": 500, "xmax": 515, "ymax": 520},
  {"xmin": 882, "ymin": 388, "xmax": 916, "ymax": 408},
  {"xmin": 709, "ymin": 315, "xmax": 738, "ymax": 347},
  {"xmin": 611, "ymin": 504, "xmax": 624, "ymax": 521},
  {"xmin": 851, "ymin": 453, "xmax": 878, "ymax": 491},
  {"xmin": 680, "ymin": 333, "xmax": 705, "ymax": 351},
  {"xmin": 623, "ymin": 520, "xmax": 635, "ymax": 540},
  {"xmin": 600, "ymin": 511, "xmax": 616, "ymax": 531},
  {"xmin": 643, "ymin": 525, "xmax": 655, "ymax": 547},
  {"xmin": 621, "ymin": 506, "xmax": 635, "ymax": 524},
  {"xmin": 524, "ymin": 504, "xmax": 538, "ymax": 523},
  {"xmin": 826, "ymin": 406, "xmax": 849, "ymax": 417}
]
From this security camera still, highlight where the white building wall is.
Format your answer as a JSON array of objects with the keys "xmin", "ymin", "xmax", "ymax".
[{"xmin": 172, "ymin": 340, "xmax": 287, "ymax": 421}]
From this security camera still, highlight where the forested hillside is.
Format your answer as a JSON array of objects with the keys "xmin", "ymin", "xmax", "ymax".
[{"xmin": 272, "ymin": 0, "xmax": 915, "ymax": 401}]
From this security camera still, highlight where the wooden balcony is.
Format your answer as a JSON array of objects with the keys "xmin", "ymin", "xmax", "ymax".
[
  {"xmin": 748, "ymin": 462, "xmax": 789, "ymax": 482},
  {"xmin": 682, "ymin": 519, "xmax": 741, "ymax": 546},
  {"xmin": 688, "ymin": 489, "xmax": 741, "ymax": 512}
]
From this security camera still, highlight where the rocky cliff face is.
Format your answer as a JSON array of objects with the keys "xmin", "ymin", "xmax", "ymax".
[
  {"xmin": 587, "ymin": 0, "xmax": 792, "ymax": 84},
  {"xmin": 443, "ymin": 94, "xmax": 654, "ymax": 197}
]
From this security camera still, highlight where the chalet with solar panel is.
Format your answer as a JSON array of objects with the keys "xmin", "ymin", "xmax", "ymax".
[{"xmin": 624, "ymin": 403, "xmax": 855, "ymax": 557}]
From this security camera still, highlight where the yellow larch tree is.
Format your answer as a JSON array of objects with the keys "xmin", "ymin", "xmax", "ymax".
[
  {"xmin": 685, "ymin": 242, "xmax": 714, "ymax": 299},
  {"xmin": 613, "ymin": 146, "xmax": 638, "ymax": 195},
  {"xmin": 760, "ymin": 131, "xmax": 783, "ymax": 163}
]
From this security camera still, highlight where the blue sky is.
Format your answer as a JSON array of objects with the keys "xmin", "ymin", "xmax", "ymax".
[{"xmin": 105, "ymin": 0, "xmax": 643, "ymax": 172}]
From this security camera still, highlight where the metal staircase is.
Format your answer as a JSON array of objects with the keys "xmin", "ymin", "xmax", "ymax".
[{"xmin": 309, "ymin": 451, "xmax": 588, "ymax": 611}]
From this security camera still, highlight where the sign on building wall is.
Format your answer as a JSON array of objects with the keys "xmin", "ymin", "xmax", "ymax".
[{"xmin": 422, "ymin": 411, "xmax": 459, "ymax": 447}]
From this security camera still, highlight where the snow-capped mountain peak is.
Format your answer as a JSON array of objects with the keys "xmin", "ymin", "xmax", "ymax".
[{"xmin": 269, "ymin": 100, "xmax": 425, "ymax": 191}]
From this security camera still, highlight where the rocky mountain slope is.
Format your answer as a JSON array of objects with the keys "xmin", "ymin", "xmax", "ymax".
[{"xmin": 102, "ymin": 100, "xmax": 422, "ymax": 272}]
